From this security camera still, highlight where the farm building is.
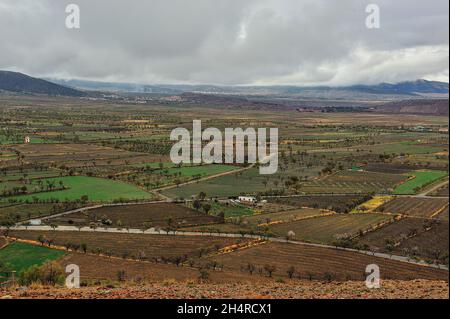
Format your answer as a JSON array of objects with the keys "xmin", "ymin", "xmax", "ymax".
[
  {"xmin": 24, "ymin": 136, "xmax": 31, "ymax": 144},
  {"xmin": 29, "ymin": 219, "xmax": 42, "ymax": 226},
  {"xmin": 238, "ymin": 196, "xmax": 257, "ymax": 203}
]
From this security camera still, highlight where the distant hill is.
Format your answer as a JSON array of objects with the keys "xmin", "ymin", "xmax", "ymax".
[
  {"xmin": 376, "ymin": 99, "xmax": 449, "ymax": 115},
  {"xmin": 347, "ymin": 80, "xmax": 449, "ymax": 95},
  {"xmin": 47, "ymin": 78, "xmax": 448, "ymax": 100},
  {"xmin": 0, "ymin": 71, "xmax": 86, "ymax": 97}
]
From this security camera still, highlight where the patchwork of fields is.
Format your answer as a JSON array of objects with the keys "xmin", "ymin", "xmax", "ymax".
[{"xmin": 0, "ymin": 98, "xmax": 448, "ymax": 294}]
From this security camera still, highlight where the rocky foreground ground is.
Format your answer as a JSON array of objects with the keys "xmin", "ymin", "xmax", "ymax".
[{"xmin": 1, "ymin": 280, "xmax": 448, "ymax": 299}]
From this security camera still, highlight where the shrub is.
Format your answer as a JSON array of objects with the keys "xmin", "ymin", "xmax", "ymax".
[{"xmin": 19, "ymin": 262, "xmax": 65, "ymax": 286}]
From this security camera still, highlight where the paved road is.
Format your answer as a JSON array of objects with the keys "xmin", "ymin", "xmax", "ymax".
[
  {"xmin": 5, "ymin": 224, "xmax": 448, "ymax": 271},
  {"xmin": 262, "ymin": 193, "xmax": 449, "ymax": 199}
]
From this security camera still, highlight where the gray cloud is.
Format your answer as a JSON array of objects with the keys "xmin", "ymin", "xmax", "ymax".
[{"xmin": 0, "ymin": 0, "xmax": 448, "ymax": 85}]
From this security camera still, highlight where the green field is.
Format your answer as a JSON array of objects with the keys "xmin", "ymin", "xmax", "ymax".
[
  {"xmin": 209, "ymin": 202, "xmax": 254, "ymax": 218},
  {"xmin": 162, "ymin": 168, "xmax": 267, "ymax": 198},
  {"xmin": 163, "ymin": 164, "xmax": 237, "ymax": 177},
  {"xmin": 0, "ymin": 242, "xmax": 66, "ymax": 274},
  {"xmin": 0, "ymin": 176, "xmax": 153, "ymax": 203},
  {"xmin": 364, "ymin": 141, "xmax": 446, "ymax": 155},
  {"xmin": 163, "ymin": 165, "xmax": 323, "ymax": 198},
  {"xmin": 393, "ymin": 170, "xmax": 448, "ymax": 194}
]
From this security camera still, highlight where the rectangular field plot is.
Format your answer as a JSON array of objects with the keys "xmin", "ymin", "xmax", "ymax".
[
  {"xmin": 120, "ymin": 164, "xmax": 238, "ymax": 190},
  {"xmin": 359, "ymin": 218, "xmax": 449, "ymax": 264},
  {"xmin": 0, "ymin": 203, "xmax": 81, "ymax": 223},
  {"xmin": 48, "ymin": 203, "xmax": 219, "ymax": 229},
  {"xmin": 300, "ymin": 171, "xmax": 407, "ymax": 194},
  {"xmin": 206, "ymin": 242, "xmax": 448, "ymax": 281},
  {"xmin": 0, "ymin": 176, "xmax": 153, "ymax": 203},
  {"xmin": 0, "ymin": 242, "xmax": 66, "ymax": 274},
  {"xmin": 363, "ymin": 141, "xmax": 446, "ymax": 155},
  {"xmin": 377, "ymin": 197, "xmax": 449, "ymax": 218},
  {"xmin": 59, "ymin": 253, "xmax": 261, "ymax": 284},
  {"xmin": 0, "ymin": 168, "xmax": 61, "ymax": 182},
  {"xmin": 393, "ymin": 170, "xmax": 448, "ymax": 195},
  {"xmin": 395, "ymin": 221, "xmax": 449, "ymax": 264},
  {"xmin": 268, "ymin": 195, "xmax": 368, "ymax": 214},
  {"xmin": 163, "ymin": 166, "xmax": 323, "ymax": 198},
  {"xmin": 9, "ymin": 230, "xmax": 249, "ymax": 261},
  {"xmin": 13, "ymin": 143, "xmax": 141, "ymax": 165},
  {"xmin": 245, "ymin": 208, "xmax": 329, "ymax": 225},
  {"xmin": 268, "ymin": 213, "xmax": 391, "ymax": 244}
]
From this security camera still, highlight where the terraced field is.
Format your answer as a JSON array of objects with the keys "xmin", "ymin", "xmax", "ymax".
[
  {"xmin": 268, "ymin": 195, "xmax": 368, "ymax": 213},
  {"xmin": 376, "ymin": 197, "xmax": 449, "ymax": 218},
  {"xmin": 0, "ymin": 203, "xmax": 81, "ymax": 223},
  {"xmin": 300, "ymin": 171, "xmax": 407, "ymax": 194},
  {"xmin": 180, "ymin": 208, "xmax": 328, "ymax": 234},
  {"xmin": 207, "ymin": 242, "xmax": 448, "ymax": 281},
  {"xmin": 48, "ymin": 203, "xmax": 219, "ymax": 229},
  {"xmin": 58, "ymin": 253, "xmax": 266, "ymax": 284},
  {"xmin": 268, "ymin": 213, "xmax": 392, "ymax": 244},
  {"xmin": 9, "ymin": 230, "xmax": 249, "ymax": 261},
  {"xmin": 359, "ymin": 218, "xmax": 449, "ymax": 264}
]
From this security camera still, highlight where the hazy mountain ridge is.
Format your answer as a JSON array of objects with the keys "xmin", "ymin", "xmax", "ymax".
[
  {"xmin": 0, "ymin": 71, "xmax": 86, "ymax": 97},
  {"xmin": 47, "ymin": 77, "xmax": 448, "ymax": 98},
  {"xmin": 376, "ymin": 99, "xmax": 449, "ymax": 116}
]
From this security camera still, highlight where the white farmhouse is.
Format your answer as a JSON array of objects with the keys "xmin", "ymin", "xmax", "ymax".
[
  {"xmin": 29, "ymin": 219, "xmax": 42, "ymax": 226},
  {"xmin": 238, "ymin": 196, "xmax": 257, "ymax": 203}
]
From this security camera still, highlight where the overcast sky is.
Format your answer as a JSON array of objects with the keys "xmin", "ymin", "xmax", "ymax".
[{"xmin": 0, "ymin": 0, "xmax": 448, "ymax": 86}]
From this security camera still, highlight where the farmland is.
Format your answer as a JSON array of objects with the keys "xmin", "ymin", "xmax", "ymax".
[
  {"xmin": 0, "ymin": 203, "xmax": 82, "ymax": 223},
  {"xmin": 0, "ymin": 94, "xmax": 448, "ymax": 298},
  {"xmin": 267, "ymin": 213, "xmax": 392, "ymax": 244},
  {"xmin": 376, "ymin": 197, "xmax": 448, "ymax": 218},
  {"xmin": 47, "ymin": 203, "xmax": 219, "ymax": 229},
  {"xmin": 268, "ymin": 195, "xmax": 369, "ymax": 213},
  {"xmin": 206, "ymin": 242, "xmax": 448, "ymax": 281},
  {"xmin": 0, "ymin": 241, "xmax": 66, "ymax": 274},
  {"xmin": 9, "ymin": 230, "xmax": 250, "ymax": 261},
  {"xmin": 299, "ymin": 170, "xmax": 407, "ymax": 194},
  {"xmin": 359, "ymin": 218, "xmax": 449, "ymax": 265},
  {"xmin": 393, "ymin": 170, "xmax": 448, "ymax": 194},
  {"xmin": 0, "ymin": 176, "xmax": 153, "ymax": 203}
]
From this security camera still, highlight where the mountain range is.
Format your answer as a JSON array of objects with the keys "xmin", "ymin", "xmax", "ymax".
[
  {"xmin": 0, "ymin": 70, "xmax": 448, "ymax": 102},
  {"xmin": 0, "ymin": 71, "xmax": 85, "ymax": 97}
]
